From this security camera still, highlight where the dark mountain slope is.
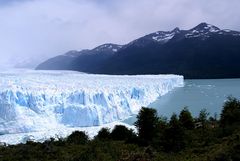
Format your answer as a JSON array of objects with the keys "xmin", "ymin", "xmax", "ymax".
[
  {"xmin": 98, "ymin": 32, "xmax": 240, "ymax": 78},
  {"xmin": 36, "ymin": 23, "xmax": 240, "ymax": 78},
  {"xmin": 36, "ymin": 44, "xmax": 122, "ymax": 71}
]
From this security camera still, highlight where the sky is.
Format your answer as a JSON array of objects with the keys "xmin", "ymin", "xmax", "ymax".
[{"xmin": 0, "ymin": 0, "xmax": 239, "ymax": 68}]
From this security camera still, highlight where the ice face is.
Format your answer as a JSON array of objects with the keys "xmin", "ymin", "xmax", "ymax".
[{"xmin": 0, "ymin": 69, "xmax": 184, "ymax": 135}]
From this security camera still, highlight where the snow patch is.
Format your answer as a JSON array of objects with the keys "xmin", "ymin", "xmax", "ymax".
[
  {"xmin": 206, "ymin": 24, "xmax": 219, "ymax": 32},
  {"xmin": 94, "ymin": 44, "xmax": 123, "ymax": 52},
  {"xmin": 152, "ymin": 33, "xmax": 175, "ymax": 43},
  {"xmin": 186, "ymin": 24, "xmax": 220, "ymax": 38},
  {"xmin": 223, "ymin": 29, "xmax": 231, "ymax": 32}
]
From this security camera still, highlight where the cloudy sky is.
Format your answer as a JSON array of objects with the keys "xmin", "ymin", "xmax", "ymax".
[{"xmin": 0, "ymin": 0, "xmax": 239, "ymax": 68}]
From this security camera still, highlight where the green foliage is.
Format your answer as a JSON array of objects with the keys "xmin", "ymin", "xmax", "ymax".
[
  {"xmin": 157, "ymin": 116, "xmax": 168, "ymax": 129},
  {"xmin": 162, "ymin": 113, "xmax": 186, "ymax": 152},
  {"xmin": 66, "ymin": 131, "xmax": 89, "ymax": 145},
  {"xmin": 152, "ymin": 116, "xmax": 168, "ymax": 147},
  {"xmin": 179, "ymin": 107, "xmax": 195, "ymax": 130},
  {"xmin": 169, "ymin": 113, "xmax": 179, "ymax": 126},
  {"xmin": 134, "ymin": 107, "xmax": 158, "ymax": 144},
  {"xmin": 197, "ymin": 108, "xmax": 210, "ymax": 128},
  {"xmin": 95, "ymin": 127, "xmax": 111, "ymax": 140},
  {"xmin": 220, "ymin": 96, "xmax": 240, "ymax": 128},
  {"xmin": 110, "ymin": 125, "xmax": 136, "ymax": 141}
]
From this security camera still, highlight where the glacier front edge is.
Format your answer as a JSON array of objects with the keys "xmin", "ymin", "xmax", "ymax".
[{"xmin": 0, "ymin": 70, "xmax": 184, "ymax": 134}]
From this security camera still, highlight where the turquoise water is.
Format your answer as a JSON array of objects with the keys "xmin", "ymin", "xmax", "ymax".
[{"xmin": 124, "ymin": 79, "xmax": 240, "ymax": 124}]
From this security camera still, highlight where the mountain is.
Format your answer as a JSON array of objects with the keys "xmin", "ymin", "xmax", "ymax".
[
  {"xmin": 36, "ymin": 44, "xmax": 122, "ymax": 72},
  {"xmin": 36, "ymin": 23, "xmax": 240, "ymax": 78}
]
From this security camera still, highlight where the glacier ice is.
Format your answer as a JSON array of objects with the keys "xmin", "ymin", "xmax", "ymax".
[
  {"xmin": 0, "ymin": 69, "xmax": 183, "ymax": 142},
  {"xmin": 0, "ymin": 121, "xmax": 135, "ymax": 145}
]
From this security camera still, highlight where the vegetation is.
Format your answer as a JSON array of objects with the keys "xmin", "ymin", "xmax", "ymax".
[
  {"xmin": 134, "ymin": 107, "xmax": 159, "ymax": 145},
  {"xmin": 1, "ymin": 97, "xmax": 240, "ymax": 161}
]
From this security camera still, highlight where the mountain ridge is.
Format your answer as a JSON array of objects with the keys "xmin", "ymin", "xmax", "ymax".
[{"xmin": 36, "ymin": 23, "xmax": 240, "ymax": 78}]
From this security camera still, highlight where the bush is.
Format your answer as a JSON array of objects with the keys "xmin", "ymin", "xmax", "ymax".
[
  {"xmin": 95, "ymin": 128, "xmax": 111, "ymax": 140},
  {"xmin": 67, "ymin": 131, "xmax": 89, "ymax": 145},
  {"xmin": 110, "ymin": 125, "xmax": 136, "ymax": 141}
]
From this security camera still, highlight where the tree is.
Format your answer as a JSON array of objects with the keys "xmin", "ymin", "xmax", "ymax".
[
  {"xmin": 169, "ymin": 113, "xmax": 180, "ymax": 127},
  {"xmin": 220, "ymin": 96, "xmax": 240, "ymax": 128},
  {"xmin": 110, "ymin": 125, "xmax": 135, "ymax": 141},
  {"xmin": 179, "ymin": 107, "xmax": 195, "ymax": 130},
  {"xmin": 163, "ymin": 113, "xmax": 185, "ymax": 152},
  {"xmin": 67, "ymin": 131, "xmax": 89, "ymax": 145},
  {"xmin": 197, "ymin": 108, "xmax": 209, "ymax": 129},
  {"xmin": 156, "ymin": 116, "xmax": 168, "ymax": 134},
  {"xmin": 95, "ymin": 128, "xmax": 111, "ymax": 140},
  {"xmin": 134, "ymin": 107, "xmax": 158, "ymax": 143},
  {"xmin": 152, "ymin": 116, "xmax": 168, "ymax": 149}
]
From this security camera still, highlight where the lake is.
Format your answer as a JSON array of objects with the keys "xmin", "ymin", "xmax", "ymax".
[{"xmin": 124, "ymin": 79, "xmax": 240, "ymax": 124}]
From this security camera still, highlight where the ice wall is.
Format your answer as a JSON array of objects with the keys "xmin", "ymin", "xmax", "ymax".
[{"xmin": 0, "ymin": 70, "xmax": 183, "ymax": 134}]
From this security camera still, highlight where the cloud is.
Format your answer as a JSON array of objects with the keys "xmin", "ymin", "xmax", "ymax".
[{"xmin": 0, "ymin": 0, "xmax": 239, "ymax": 68}]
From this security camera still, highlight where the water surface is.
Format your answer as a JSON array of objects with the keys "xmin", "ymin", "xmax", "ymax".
[{"xmin": 124, "ymin": 79, "xmax": 240, "ymax": 124}]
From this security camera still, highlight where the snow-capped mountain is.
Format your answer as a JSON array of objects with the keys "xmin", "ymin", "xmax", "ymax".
[
  {"xmin": 93, "ymin": 43, "xmax": 123, "ymax": 53},
  {"xmin": 36, "ymin": 23, "xmax": 240, "ymax": 78},
  {"xmin": 185, "ymin": 23, "xmax": 221, "ymax": 38},
  {"xmin": 63, "ymin": 43, "xmax": 123, "ymax": 57},
  {"xmin": 36, "ymin": 43, "xmax": 123, "ymax": 71},
  {"xmin": 185, "ymin": 23, "xmax": 240, "ymax": 39},
  {"xmin": 131, "ymin": 22, "xmax": 239, "ymax": 44},
  {"xmin": 145, "ymin": 27, "xmax": 181, "ymax": 43}
]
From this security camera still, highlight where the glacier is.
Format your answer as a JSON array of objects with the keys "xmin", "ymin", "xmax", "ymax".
[
  {"xmin": 0, "ymin": 69, "xmax": 183, "ymax": 144},
  {"xmin": 0, "ymin": 121, "xmax": 135, "ymax": 145}
]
